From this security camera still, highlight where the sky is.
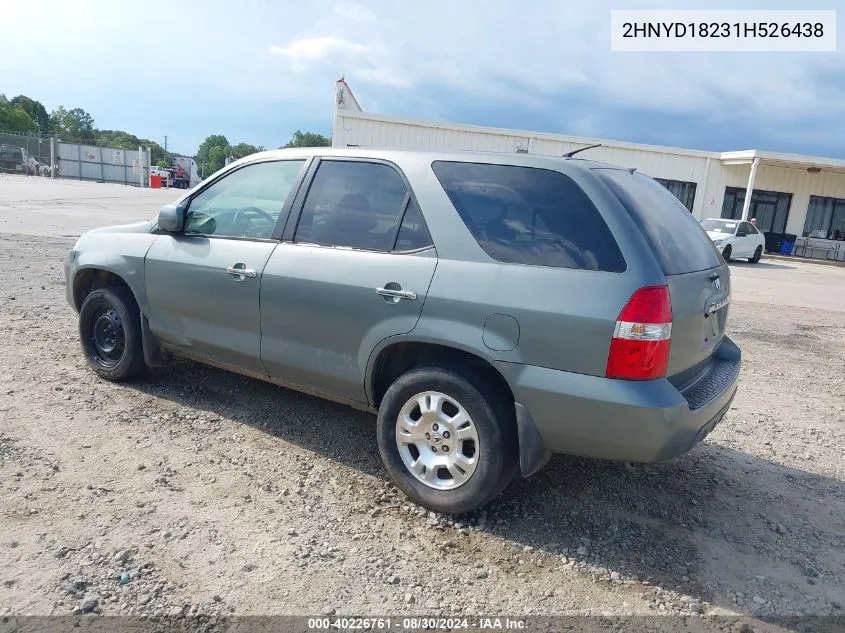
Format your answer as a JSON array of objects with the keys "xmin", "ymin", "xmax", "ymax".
[{"xmin": 2, "ymin": 0, "xmax": 844, "ymax": 157}]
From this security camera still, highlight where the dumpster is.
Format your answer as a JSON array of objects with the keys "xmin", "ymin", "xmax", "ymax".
[{"xmin": 149, "ymin": 174, "xmax": 162, "ymax": 189}]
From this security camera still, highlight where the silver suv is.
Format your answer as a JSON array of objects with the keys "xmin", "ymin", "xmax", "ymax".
[{"xmin": 65, "ymin": 148, "xmax": 740, "ymax": 514}]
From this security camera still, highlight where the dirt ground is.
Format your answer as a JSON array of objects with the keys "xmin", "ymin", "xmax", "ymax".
[{"xmin": 1, "ymin": 176, "xmax": 843, "ymax": 627}]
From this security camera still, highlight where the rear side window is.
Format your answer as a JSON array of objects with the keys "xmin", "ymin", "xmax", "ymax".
[
  {"xmin": 295, "ymin": 161, "xmax": 409, "ymax": 251},
  {"xmin": 596, "ymin": 169, "xmax": 722, "ymax": 275},
  {"xmin": 432, "ymin": 161, "xmax": 626, "ymax": 272}
]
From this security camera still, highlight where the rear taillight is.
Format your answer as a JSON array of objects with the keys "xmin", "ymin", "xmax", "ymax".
[{"xmin": 606, "ymin": 286, "xmax": 672, "ymax": 380}]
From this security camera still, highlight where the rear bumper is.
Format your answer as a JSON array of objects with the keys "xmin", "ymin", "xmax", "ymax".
[{"xmin": 496, "ymin": 336, "xmax": 740, "ymax": 465}]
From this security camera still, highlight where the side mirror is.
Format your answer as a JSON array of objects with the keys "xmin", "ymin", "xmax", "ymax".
[{"xmin": 158, "ymin": 203, "xmax": 186, "ymax": 232}]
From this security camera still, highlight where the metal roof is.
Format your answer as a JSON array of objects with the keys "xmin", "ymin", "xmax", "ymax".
[{"xmin": 335, "ymin": 109, "xmax": 845, "ymax": 172}]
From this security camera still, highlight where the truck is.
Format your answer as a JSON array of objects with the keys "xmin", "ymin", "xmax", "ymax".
[
  {"xmin": 0, "ymin": 145, "xmax": 30, "ymax": 175},
  {"xmin": 168, "ymin": 156, "xmax": 202, "ymax": 189},
  {"xmin": 0, "ymin": 145, "xmax": 51, "ymax": 176}
]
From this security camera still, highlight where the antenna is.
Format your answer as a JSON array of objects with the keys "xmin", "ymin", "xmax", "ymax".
[{"xmin": 563, "ymin": 143, "xmax": 601, "ymax": 158}]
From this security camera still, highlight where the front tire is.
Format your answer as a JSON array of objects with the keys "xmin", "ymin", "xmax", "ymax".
[
  {"xmin": 78, "ymin": 287, "xmax": 145, "ymax": 381},
  {"xmin": 722, "ymin": 245, "xmax": 732, "ymax": 262},
  {"xmin": 376, "ymin": 366, "xmax": 517, "ymax": 514},
  {"xmin": 749, "ymin": 246, "xmax": 762, "ymax": 263}
]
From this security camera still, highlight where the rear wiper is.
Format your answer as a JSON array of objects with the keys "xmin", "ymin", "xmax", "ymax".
[{"xmin": 563, "ymin": 143, "xmax": 602, "ymax": 158}]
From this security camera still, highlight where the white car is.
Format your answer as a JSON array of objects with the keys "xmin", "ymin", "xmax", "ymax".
[
  {"xmin": 700, "ymin": 218, "xmax": 766, "ymax": 263},
  {"xmin": 149, "ymin": 166, "xmax": 172, "ymax": 179}
]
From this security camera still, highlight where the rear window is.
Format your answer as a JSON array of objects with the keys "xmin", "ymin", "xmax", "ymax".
[
  {"xmin": 432, "ymin": 161, "xmax": 626, "ymax": 272},
  {"xmin": 596, "ymin": 169, "xmax": 721, "ymax": 275}
]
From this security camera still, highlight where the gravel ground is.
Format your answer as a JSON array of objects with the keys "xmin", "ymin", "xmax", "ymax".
[{"xmin": 0, "ymin": 177, "xmax": 843, "ymax": 629}]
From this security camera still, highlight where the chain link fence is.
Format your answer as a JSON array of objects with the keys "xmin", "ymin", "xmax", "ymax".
[
  {"xmin": 0, "ymin": 130, "xmax": 156, "ymax": 186},
  {"xmin": 0, "ymin": 129, "xmax": 53, "ymax": 176}
]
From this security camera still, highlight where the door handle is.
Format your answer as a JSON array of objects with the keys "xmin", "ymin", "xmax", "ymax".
[
  {"xmin": 376, "ymin": 287, "xmax": 417, "ymax": 301},
  {"xmin": 226, "ymin": 265, "xmax": 257, "ymax": 279}
]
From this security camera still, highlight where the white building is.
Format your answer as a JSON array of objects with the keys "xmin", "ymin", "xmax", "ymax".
[{"xmin": 332, "ymin": 79, "xmax": 845, "ymax": 261}]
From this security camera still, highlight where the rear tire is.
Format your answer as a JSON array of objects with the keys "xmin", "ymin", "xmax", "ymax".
[
  {"xmin": 376, "ymin": 365, "xmax": 518, "ymax": 514},
  {"xmin": 78, "ymin": 287, "xmax": 145, "ymax": 381},
  {"xmin": 722, "ymin": 245, "xmax": 732, "ymax": 262},
  {"xmin": 749, "ymin": 246, "xmax": 762, "ymax": 263}
]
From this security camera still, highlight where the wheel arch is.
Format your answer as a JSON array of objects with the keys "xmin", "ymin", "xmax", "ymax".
[
  {"xmin": 367, "ymin": 338, "xmax": 516, "ymax": 410},
  {"xmin": 72, "ymin": 266, "xmax": 138, "ymax": 312}
]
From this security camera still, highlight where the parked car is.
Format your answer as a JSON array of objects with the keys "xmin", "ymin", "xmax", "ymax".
[
  {"xmin": 64, "ymin": 148, "xmax": 741, "ymax": 514},
  {"xmin": 700, "ymin": 218, "xmax": 765, "ymax": 263},
  {"xmin": 0, "ymin": 144, "xmax": 30, "ymax": 174}
]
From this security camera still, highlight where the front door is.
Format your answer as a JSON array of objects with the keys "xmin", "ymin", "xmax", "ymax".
[
  {"xmin": 733, "ymin": 221, "xmax": 753, "ymax": 257},
  {"xmin": 144, "ymin": 158, "xmax": 308, "ymax": 373},
  {"xmin": 260, "ymin": 159, "xmax": 438, "ymax": 403}
]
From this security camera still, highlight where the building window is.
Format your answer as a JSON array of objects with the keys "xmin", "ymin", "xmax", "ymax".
[
  {"xmin": 803, "ymin": 196, "xmax": 845, "ymax": 241},
  {"xmin": 654, "ymin": 178, "xmax": 696, "ymax": 212},
  {"xmin": 721, "ymin": 187, "xmax": 792, "ymax": 234}
]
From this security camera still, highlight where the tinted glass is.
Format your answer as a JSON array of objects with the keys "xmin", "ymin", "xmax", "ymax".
[
  {"xmin": 184, "ymin": 160, "xmax": 305, "ymax": 239},
  {"xmin": 295, "ymin": 161, "xmax": 409, "ymax": 251},
  {"xmin": 432, "ymin": 161, "xmax": 625, "ymax": 272},
  {"xmin": 394, "ymin": 199, "xmax": 433, "ymax": 251},
  {"xmin": 597, "ymin": 168, "xmax": 721, "ymax": 275}
]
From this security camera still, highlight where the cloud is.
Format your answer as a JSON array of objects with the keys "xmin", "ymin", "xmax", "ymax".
[
  {"xmin": 353, "ymin": 67, "xmax": 412, "ymax": 88},
  {"xmin": 269, "ymin": 36, "xmax": 367, "ymax": 72},
  {"xmin": 4, "ymin": 0, "xmax": 843, "ymax": 155},
  {"xmin": 332, "ymin": 2, "xmax": 377, "ymax": 22}
]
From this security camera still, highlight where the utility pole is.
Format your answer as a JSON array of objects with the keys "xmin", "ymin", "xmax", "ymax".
[{"xmin": 163, "ymin": 135, "xmax": 168, "ymax": 165}]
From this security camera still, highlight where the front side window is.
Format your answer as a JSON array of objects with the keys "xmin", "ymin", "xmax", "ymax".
[
  {"xmin": 184, "ymin": 160, "xmax": 305, "ymax": 239},
  {"xmin": 432, "ymin": 161, "xmax": 625, "ymax": 272},
  {"xmin": 295, "ymin": 161, "xmax": 411, "ymax": 251}
]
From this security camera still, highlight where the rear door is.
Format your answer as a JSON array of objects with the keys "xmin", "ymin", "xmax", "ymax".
[
  {"xmin": 259, "ymin": 158, "xmax": 437, "ymax": 403},
  {"xmin": 596, "ymin": 169, "xmax": 730, "ymax": 377}
]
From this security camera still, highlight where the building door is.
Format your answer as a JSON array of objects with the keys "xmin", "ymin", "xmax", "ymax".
[{"xmin": 721, "ymin": 187, "xmax": 792, "ymax": 234}]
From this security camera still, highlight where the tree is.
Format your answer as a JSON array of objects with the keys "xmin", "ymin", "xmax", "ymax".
[
  {"xmin": 230, "ymin": 142, "xmax": 264, "ymax": 160},
  {"xmin": 196, "ymin": 134, "xmax": 230, "ymax": 176},
  {"xmin": 0, "ymin": 95, "xmax": 37, "ymax": 133},
  {"xmin": 10, "ymin": 95, "xmax": 49, "ymax": 133},
  {"xmin": 50, "ymin": 106, "xmax": 95, "ymax": 142},
  {"xmin": 283, "ymin": 130, "xmax": 331, "ymax": 148}
]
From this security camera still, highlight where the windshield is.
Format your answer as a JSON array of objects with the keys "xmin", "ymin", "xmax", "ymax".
[{"xmin": 701, "ymin": 219, "xmax": 736, "ymax": 234}]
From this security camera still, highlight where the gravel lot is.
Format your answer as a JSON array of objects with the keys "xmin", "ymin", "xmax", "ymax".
[{"xmin": 1, "ymin": 176, "xmax": 843, "ymax": 628}]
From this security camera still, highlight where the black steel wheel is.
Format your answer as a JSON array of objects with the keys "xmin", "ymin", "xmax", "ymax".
[{"xmin": 78, "ymin": 286, "xmax": 145, "ymax": 381}]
